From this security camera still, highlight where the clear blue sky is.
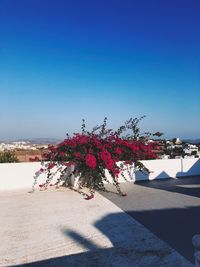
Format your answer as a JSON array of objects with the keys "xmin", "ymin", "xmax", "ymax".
[{"xmin": 0, "ymin": 0, "xmax": 200, "ymax": 140}]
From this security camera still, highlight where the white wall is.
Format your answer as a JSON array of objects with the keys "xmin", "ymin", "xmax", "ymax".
[
  {"xmin": 0, "ymin": 162, "xmax": 46, "ymax": 190},
  {"xmin": 134, "ymin": 158, "xmax": 200, "ymax": 182},
  {"xmin": 0, "ymin": 158, "xmax": 200, "ymax": 191}
]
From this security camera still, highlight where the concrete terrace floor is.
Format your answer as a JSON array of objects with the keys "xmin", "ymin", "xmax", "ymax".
[
  {"xmin": 100, "ymin": 175, "xmax": 200, "ymax": 265},
  {"xmin": 0, "ymin": 178, "xmax": 198, "ymax": 267}
]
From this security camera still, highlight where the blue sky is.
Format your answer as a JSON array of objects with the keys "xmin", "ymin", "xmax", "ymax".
[{"xmin": 0, "ymin": 0, "xmax": 200, "ymax": 140}]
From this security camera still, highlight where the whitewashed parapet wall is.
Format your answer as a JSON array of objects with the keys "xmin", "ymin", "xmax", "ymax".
[
  {"xmin": 135, "ymin": 158, "xmax": 200, "ymax": 182},
  {"xmin": 0, "ymin": 158, "xmax": 200, "ymax": 191}
]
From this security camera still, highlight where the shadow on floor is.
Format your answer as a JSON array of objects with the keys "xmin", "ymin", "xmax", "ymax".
[
  {"xmin": 6, "ymin": 212, "xmax": 193, "ymax": 267},
  {"xmin": 99, "ymin": 177, "xmax": 200, "ymax": 263},
  {"xmin": 126, "ymin": 205, "xmax": 200, "ymax": 263},
  {"xmin": 136, "ymin": 175, "xmax": 200, "ymax": 199}
]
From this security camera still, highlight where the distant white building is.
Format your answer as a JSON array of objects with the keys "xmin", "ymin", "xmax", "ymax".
[
  {"xmin": 0, "ymin": 141, "xmax": 46, "ymax": 151},
  {"xmin": 184, "ymin": 144, "xmax": 198, "ymax": 155},
  {"xmin": 160, "ymin": 155, "xmax": 170, "ymax": 159},
  {"xmin": 174, "ymin": 138, "xmax": 182, "ymax": 144},
  {"xmin": 184, "ymin": 155, "xmax": 195, "ymax": 159}
]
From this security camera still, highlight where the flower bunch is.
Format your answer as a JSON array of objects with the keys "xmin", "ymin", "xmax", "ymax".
[{"xmin": 33, "ymin": 117, "xmax": 160, "ymax": 198}]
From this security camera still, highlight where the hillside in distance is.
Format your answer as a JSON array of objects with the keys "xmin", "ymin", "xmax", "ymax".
[{"xmin": 182, "ymin": 139, "xmax": 200, "ymax": 144}]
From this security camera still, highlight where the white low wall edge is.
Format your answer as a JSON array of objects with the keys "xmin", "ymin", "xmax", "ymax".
[{"xmin": 0, "ymin": 158, "xmax": 200, "ymax": 190}]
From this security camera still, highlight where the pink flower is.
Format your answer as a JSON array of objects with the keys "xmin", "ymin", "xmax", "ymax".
[
  {"xmin": 74, "ymin": 152, "xmax": 81, "ymax": 158},
  {"xmin": 33, "ymin": 117, "xmax": 159, "ymax": 198},
  {"xmin": 85, "ymin": 154, "xmax": 97, "ymax": 169},
  {"xmin": 113, "ymin": 168, "xmax": 120, "ymax": 177},
  {"xmin": 59, "ymin": 152, "xmax": 65, "ymax": 157},
  {"xmin": 49, "ymin": 146, "xmax": 56, "ymax": 152},
  {"xmin": 114, "ymin": 148, "xmax": 122, "ymax": 155},
  {"xmin": 124, "ymin": 160, "xmax": 132, "ymax": 165},
  {"xmin": 85, "ymin": 194, "xmax": 94, "ymax": 200},
  {"xmin": 48, "ymin": 163, "xmax": 56, "ymax": 169}
]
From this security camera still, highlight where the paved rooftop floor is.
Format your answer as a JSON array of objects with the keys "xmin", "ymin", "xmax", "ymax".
[
  {"xmin": 100, "ymin": 175, "xmax": 200, "ymax": 264},
  {"xmin": 0, "ymin": 186, "xmax": 194, "ymax": 267}
]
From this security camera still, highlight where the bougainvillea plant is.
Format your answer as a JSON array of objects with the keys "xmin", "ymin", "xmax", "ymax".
[{"xmin": 32, "ymin": 116, "xmax": 160, "ymax": 199}]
